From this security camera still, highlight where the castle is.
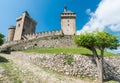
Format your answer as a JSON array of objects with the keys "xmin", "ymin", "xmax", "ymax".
[{"xmin": 7, "ymin": 7, "xmax": 76, "ymax": 41}]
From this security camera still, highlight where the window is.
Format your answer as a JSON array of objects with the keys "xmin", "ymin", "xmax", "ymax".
[
  {"xmin": 68, "ymin": 24, "xmax": 70, "ymax": 26},
  {"xmin": 18, "ymin": 24, "xmax": 20, "ymax": 27},
  {"xmin": 23, "ymin": 29, "xmax": 25, "ymax": 32},
  {"xmin": 22, "ymin": 29, "xmax": 25, "ymax": 34}
]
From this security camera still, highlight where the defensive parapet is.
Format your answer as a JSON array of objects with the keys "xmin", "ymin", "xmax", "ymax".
[{"xmin": 22, "ymin": 30, "xmax": 62, "ymax": 40}]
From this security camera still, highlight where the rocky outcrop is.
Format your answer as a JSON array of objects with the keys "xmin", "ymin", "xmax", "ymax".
[{"xmin": 9, "ymin": 36, "xmax": 76, "ymax": 51}]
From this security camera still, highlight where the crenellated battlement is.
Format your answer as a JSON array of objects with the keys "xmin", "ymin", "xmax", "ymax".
[{"xmin": 23, "ymin": 30, "xmax": 63, "ymax": 40}]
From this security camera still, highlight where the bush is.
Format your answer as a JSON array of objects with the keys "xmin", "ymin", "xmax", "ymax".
[{"xmin": 64, "ymin": 55, "xmax": 74, "ymax": 65}]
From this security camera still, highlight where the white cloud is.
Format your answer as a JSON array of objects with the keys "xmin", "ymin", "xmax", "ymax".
[
  {"xmin": 86, "ymin": 9, "xmax": 91, "ymax": 15},
  {"xmin": 77, "ymin": 0, "xmax": 120, "ymax": 34},
  {"xmin": 107, "ymin": 47, "xmax": 120, "ymax": 54},
  {"xmin": 86, "ymin": 8, "xmax": 95, "ymax": 18},
  {"xmin": 77, "ymin": 0, "xmax": 120, "ymax": 54}
]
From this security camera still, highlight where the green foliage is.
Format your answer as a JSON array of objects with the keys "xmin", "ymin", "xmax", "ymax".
[
  {"xmin": 51, "ymin": 35, "xmax": 59, "ymax": 39},
  {"xmin": 0, "ymin": 33, "xmax": 4, "ymax": 45},
  {"xmin": 74, "ymin": 31, "xmax": 120, "ymax": 55},
  {"xmin": 95, "ymin": 31, "xmax": 120, "ymax": 50},
  {"xmin": 59, "ymin": 34, "xmax": 64, "ymax": 38},
  {"xmin": 74, "ymin": 31, "xmax": 120, "ymax": 83},
  {"xmin": 74, "ymin": 32, "xmax": 96, "ymax": 50},
  {"xmin": 64, "ymin": 55, "xmax": 74, "ymax": 65}
]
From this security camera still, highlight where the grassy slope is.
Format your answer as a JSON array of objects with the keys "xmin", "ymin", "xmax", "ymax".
[
  {"xmin": 0, "ymin": 55, "xmax": 22, "ymax": 83},
  {"xmin": 0, "ymin": 54, "xmax": 41, "ymax": 83},
  {"xmin": 23, "ymin": 47, "xmax": 119, "ymax": 56},
  {"xmin": 0, "ymin": 49, "xmax": 119, "ymax": 83},
  {"xmin": 23, "ymin": 48, "xmax": 119, "ymax": 83}
]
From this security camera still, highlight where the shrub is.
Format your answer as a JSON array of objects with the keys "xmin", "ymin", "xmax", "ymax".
[{"xmin": 64, "ymin": 55, "xmax": 74, "ymax": 65}]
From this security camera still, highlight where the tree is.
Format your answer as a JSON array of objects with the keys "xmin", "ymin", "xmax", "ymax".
[
  {"xmin": 0, "ymin": 33, "xmax": 4, "ymax": 46},
  {"xmin": 74, "ymin": 31, "xmax": 120, "ymax": 83}
]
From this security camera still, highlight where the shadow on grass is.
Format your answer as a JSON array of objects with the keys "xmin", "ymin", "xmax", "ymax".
[
  {"xmin": 0, "ymin": 56, "xmax": 8, "ymax": 63},
  {"xmin": 81, "ymin": 54, "xmax": 93, "ymax": 56}
]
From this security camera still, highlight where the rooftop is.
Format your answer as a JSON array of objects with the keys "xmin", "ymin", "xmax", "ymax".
[{"xmin": 63, "ymin": 6, "xmax": 74, "ymax": 14}]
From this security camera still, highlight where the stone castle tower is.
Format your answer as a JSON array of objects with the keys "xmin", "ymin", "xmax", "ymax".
[
  {"xmin": 13, "ymin": 11, "xmax": 37, "ymax": 41},
  {"xmin": 61, "ymin": 6, "xmax": 76, "ymax": 35},
  {"xmin": 7, "ymin": 11, "xmax": 37, "ymax": 41},
  {"xmin": 7, "ymin": 26, "xmax": 16, "ymax": 41},
  {"xmin": 7, "ymin": 7, "xmax": 76, "ymax": 41}
]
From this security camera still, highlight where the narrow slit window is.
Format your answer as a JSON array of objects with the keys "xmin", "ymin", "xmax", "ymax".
[
  {"xmin": 18, "ymin": 24, "xmax": 20, "ymax": 27},
  {"xmin": 68, "ymin": 24, "xmax": 69, "ymax": 26}
]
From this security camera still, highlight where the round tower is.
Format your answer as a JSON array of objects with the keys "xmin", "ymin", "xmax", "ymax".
[
  {"xmin": 61, "ymin": 6, "xmax": 76, "ymax": 35},
  {"xmin": 7, "ymin": 26, "xmax": 16, "ymax": 41}
]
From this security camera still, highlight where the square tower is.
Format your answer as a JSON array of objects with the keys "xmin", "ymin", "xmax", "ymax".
[
  {"xmin": 13, "ymin": 11, "xmax": 37, "ymax": 41},
  {"xmin": 61, "ymin": 6, "xmax": 76, "ymax": 35}
]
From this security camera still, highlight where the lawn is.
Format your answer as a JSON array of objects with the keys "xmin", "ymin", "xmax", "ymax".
[{"xmin": 23, "ymin": 47, "xmax": 119, "ymax": 56}]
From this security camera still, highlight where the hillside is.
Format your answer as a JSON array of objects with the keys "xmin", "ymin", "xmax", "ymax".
[
  {"xmin": 0, "ymin": 52, "xmax": 119, "ymax": 83},
  {"xmin": 0, "ymin": 53, "xmax": 96, "ymax": 83},
  {"xmin": 0, "ymin": 35, "xmax": 120, "ymax": 83}
]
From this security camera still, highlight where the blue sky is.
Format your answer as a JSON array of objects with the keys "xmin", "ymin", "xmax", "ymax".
[
  {"xmin": 0, "ymin": 0, "xmax": 100, "ymax": 38},
  {"xmin": 0, "ymin": 0, "xmax": 120, "ymax": 53}
]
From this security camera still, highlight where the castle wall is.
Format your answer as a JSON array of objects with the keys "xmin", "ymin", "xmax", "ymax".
[
  {"xmin": 7, "ymin": 26, "xmax": 15, "ymax": 41},
  {"xmin": 10, "ymin": 36, "xmax": 76, "ymax": 51},
  {"xmin": 8, "ymin": 7, "xmax": 76, "ymax": 41},
  {"xmin": 23, "ymin": 30, "xmax": 62, "ymax": 40}
]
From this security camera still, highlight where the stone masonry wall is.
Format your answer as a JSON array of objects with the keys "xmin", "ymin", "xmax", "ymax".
[
  {"xmin": 10, "ymin": 36, "xmax": 76, "ymax": 51},
  {"xmin": 11, "ymin": 52, "xmax": 120, "ymax": 82},
  {"xmin": 23, "ymin": 30, "xmax": 62, "ymax": 40}
]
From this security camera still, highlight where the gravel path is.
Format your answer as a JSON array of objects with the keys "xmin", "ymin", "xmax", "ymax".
[{"xmin": 0, "ymin": 53, "xmax": 96, "ymax": 83}]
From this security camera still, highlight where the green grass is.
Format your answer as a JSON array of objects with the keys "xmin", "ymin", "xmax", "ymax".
[
  {"xmin": 105, "ymin": 81, "xmax": 119, "ymax": 83},
  {"xmin": 24, "ymin": 48, "xmax": 92, "ymax": 55},
  {"xmin": 0, "ymin": 55, "xmax": 22, "ymax": 83},
  {"xmin": 23, "ymin": 47, "xmax": 119, "ymax": 56}
]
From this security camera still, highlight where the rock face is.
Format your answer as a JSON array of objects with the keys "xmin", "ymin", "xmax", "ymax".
[
  {"xmin": 104, "ymin": 57, "xmax": 120, "ymax": 81},
  {"xmin": 11, "ymin": 52, "xmax": 120, "ymax": 82},
  {"xmin": 1, "ymin": 36, "xmax": 76, "ymax": 53},
  {"xmin": 9, "ymin": 36, "xmax": 76, "ymax": 51}
]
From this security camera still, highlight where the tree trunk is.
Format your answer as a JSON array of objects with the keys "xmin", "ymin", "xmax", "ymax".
[
  {"xmin": 96, "ymin": 58, "xmax": 103, "ymax": 83},
  {"xmin": 100, "ymin": 49, "xmax": 104, "ymax": 82},
  {"xmin": 92, "ymin": 49, "xmax": 103, "ymax": 83}
]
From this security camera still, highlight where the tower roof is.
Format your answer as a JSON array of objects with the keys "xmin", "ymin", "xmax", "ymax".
[
  {"xmin": 63, "ymin": 6, "xmax": 74, "ymax": 14},
  {"xmin": 23, "ymin": 11, "xmax": 30, "ymax": 16},
  {"xmin": 9, "ymin": 26, "xmax": 16, "ymax": 29}
]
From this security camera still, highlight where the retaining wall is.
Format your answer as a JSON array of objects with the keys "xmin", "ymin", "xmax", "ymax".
[{"xmin": 11, "ymin": 52, "xmax": 120, "ymax": 82}]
